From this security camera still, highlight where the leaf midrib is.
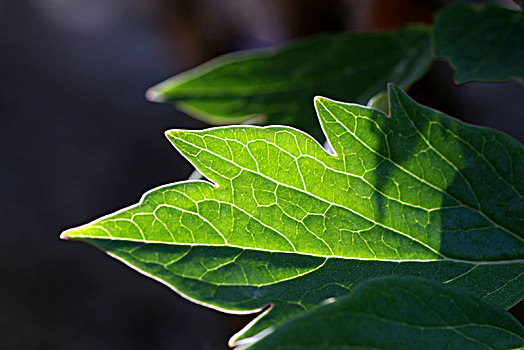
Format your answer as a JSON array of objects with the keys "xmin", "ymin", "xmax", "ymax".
[
  {"xmin": 169, "ymin": 134, "xmax": 524, "ymax": 263},
  {"xmin": 165, "ymin": 42, "xmax": 425, "ymax": 99},
  {"xmin": 77, "ymin": 229, "xmax": 524, "ymax": 266}
]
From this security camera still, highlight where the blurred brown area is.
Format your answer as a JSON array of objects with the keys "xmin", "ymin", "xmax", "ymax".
[{"xmin": 0, "ymin": 0, "xmax": 522, "ymax": 349}]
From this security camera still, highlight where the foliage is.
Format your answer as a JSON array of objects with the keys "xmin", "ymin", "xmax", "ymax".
[
  {"xmin": 148, "ymin": 3, "xmax": 524, "ymax": 138},
  {"xmin": 63, "ymin": 85, "xmax": 524, "ymax": 344},
  {"xmin": 434, "ymin": 4, "xmax": 524, "ymax": 83},
  {"xmin": 63, "ymin": 2, "xmax": 524, "ymax": 349},
  {"xmin": 240, "ymin": 277, "xmax": 524, "ymax": 350},
  {"xmin": 146, "ymin": 25, "xmax": 432, "ymax": 139}
]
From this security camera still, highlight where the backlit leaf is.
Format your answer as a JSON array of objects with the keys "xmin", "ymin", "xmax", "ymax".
[{"xmin": 62, "ymin": 85, "xmax": 524, "ymax": 345}]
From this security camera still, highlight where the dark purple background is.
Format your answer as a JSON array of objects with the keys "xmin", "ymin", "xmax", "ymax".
[{"xmin": 1, "ymin": 0, "xmax": 523, "ymax": 349}]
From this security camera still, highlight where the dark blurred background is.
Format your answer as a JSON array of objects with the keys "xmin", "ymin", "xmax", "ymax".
[{"xmin": 1, "ymin": 0, "xmax": 523, "ymax": 349}]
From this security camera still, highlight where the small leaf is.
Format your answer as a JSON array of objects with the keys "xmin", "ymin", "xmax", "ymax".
[
  {"xmin": 434, "ymin": 3, "xmax": 524, "ymax": 84},
  {"xmin": 147, "ymin": 26, "xmax": 432, "ymax": 139},
  {"xmin": 241, "ymin": 277, "xmax": 524, "ymax": 350},
  {"xmin": 62, "ymin": 85, "xmax": 524, "ymax": 345},
  {"xmin": 367, "ymin": 91, "xmax": 389, "ymax": 114}
]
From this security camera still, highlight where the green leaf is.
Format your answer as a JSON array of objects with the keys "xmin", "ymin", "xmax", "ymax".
[
  {"xmin": 242, "ymin": 277, "xmax": 524, "ymax": 350},
  {"xmin": 367, "ymin": 91, "xmax": 389, "ymax": 114},
  {"xmin": 434, "ymin": 3, "xmax": 524, "ymax": 84},
  {"xmin": 62, "ymin": 85, "xmax": 524, "ymax": 345},
  {"xmin": 146, "ymin": 25, "xmax": 432, "ymax": 139}
]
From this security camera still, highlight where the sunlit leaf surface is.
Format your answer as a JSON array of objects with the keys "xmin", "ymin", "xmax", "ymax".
[{"xmin": 63, "ymin": 86, "xmax": 524, "ymax": 344}]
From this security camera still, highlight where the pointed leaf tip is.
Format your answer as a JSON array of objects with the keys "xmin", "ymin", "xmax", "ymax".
[
  {"xmin": 60, "ymin": 226, "xmax": 83, "ymax": 241},
  {"xmin": 164, "ymin": 129, "xmax": 183, "ymax": 140},
  {"xmin": 313, "ymin": 96, "xmax": 334, "ymax": 110},
  {"xmin": 386, "ymin": 82, "xmax": 403, "ymax": 97},
  {"xmin": 59, "ymin": 230, "xmax": 71, "ymax": 240},
  {"xmin": 313, "ymin": 95, "xmax": 327, "ymax": 103},
  {"xmin": 145, "ymin": 87, "xmax": 165, "ymax": 103}
]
